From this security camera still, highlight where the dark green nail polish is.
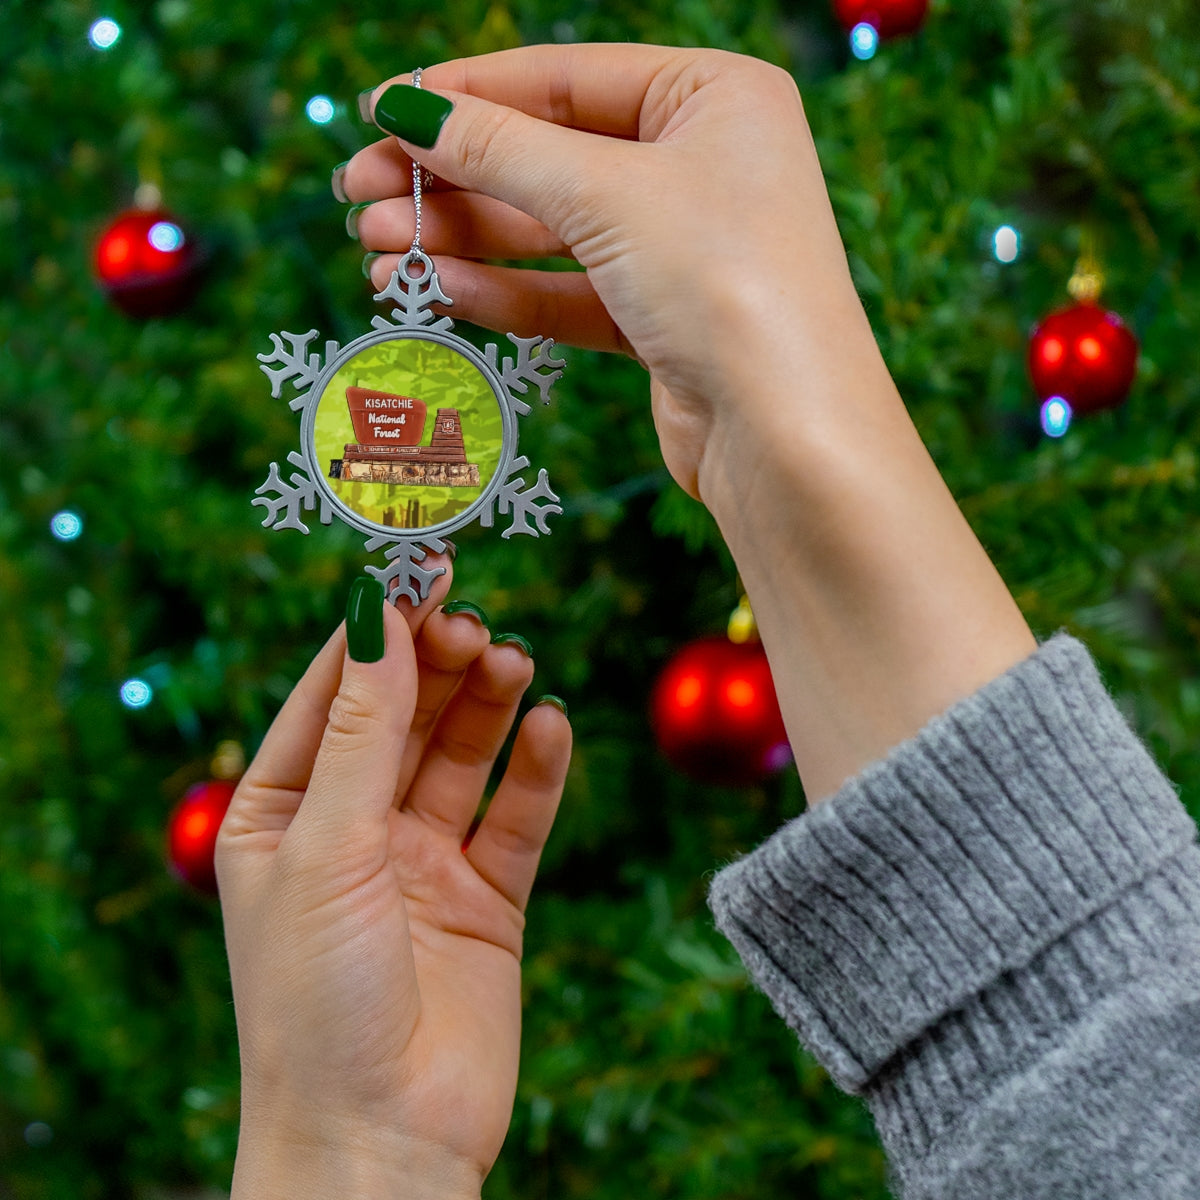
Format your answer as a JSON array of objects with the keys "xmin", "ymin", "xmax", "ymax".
[
  {"xmin": 361, "ymin": 251, "xmax": 382, "ymax": 280},
  {"xmin": 346, "ymin": 576, "xmax": 385, "ymax": 662},
  {"xmin": 331, "ymin": 161, "xmax": 350, "ymax": 204},
  {"xmin": 534, "ymin": 694, "xmax": 568, "ymax": 718},
  {"xmin": 345, "ymin": 201, "xmax": 372, "ymax": 240},
  {"xmin": 491, "ymin": 631, "xmax": 533, "ymax": 657},
  {"xmin": 356, "ymin": 87, "xmax": 376, "ymax": 123},
  {"xmin": 373, "ymin": 84, "xmax": 454, "ymax": 149},
  {"xmin": 442, "ymin": 599, "xmax": 490, "ymax": 627}
]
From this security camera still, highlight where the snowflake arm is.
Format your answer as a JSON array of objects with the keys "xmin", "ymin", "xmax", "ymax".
[
  {"xmin": 373, "ymin": 258, "xmax": 454, "ymax": 332},
  {"xmin": 363, "ymin": 537, "xmax": 448, "ymax": 605},
  {"xmin": 257, "ymin": 330, "xmax": 340, "ymax": 409},
  {"xmin": 252, "ymin": 451, "xmax": 331, "ymax": 533},
  {"xmin": 484, "ymin": 334, "xmax": 565, "ymax": 415},
  {"xmin": 481, "ymin": 457, "xmax": 562, "ymax": 538}
]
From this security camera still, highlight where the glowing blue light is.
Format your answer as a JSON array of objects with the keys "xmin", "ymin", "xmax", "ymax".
[
  {"xmin": 306, "ymin": 95, "xmax": 336, "ymax": 125},
  {"xmin": 120, "ymin": 678, "xmax": 154, "ymax": 709},
  {"xmin": 993, "ymin": 225, "xmax": 1020, "ymax": 264},
  {"xmin": 148, "ymin": 221, "xmax": 185, "ymax": 252},
  {"xmin": 88, "ymin": 18, "xmax": 121, "ymax": 49},
  {"xmin": 851, "ymin": 22, "xmax": 879, "ymax": 60},
  {"xmin": 1041, "ymin": 396, "xmax": 1073, "ymax": 439},
  {"xmin": 50, "ymin": 510, "xmax": 84, "ymax": 541}
]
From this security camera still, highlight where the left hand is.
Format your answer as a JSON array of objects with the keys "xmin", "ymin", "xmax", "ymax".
[{"xmin": 216, "ymin": 571, "xmax": 572, "ymax": 1199}]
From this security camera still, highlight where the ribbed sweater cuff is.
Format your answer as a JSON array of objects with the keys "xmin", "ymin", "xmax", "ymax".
[{"xmin": 707, "ymin": 633, "xmax": 1197, "ymax": 1094}]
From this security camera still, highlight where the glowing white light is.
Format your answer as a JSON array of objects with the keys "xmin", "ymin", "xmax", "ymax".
[
  {"xmin": 306, "ymin": 95, "xmax": 336, "ymax": 125},
  {"xmin": 1041, "ymin": 396, "xmax": 1073, "ymax": 439},
  {"xmin": 993, "ymin": 225, "xmax": 1020, "ymax": 264},
  {"xmin": 851, "ymin": 22, "xmax": 879, "ymax": 60},
  {"xmin": 88, "ymin": 18, "xmax": 121, "ymax": 49},
  {"xmin": 148, "ymin": 221, "xmax": 185, "ymax": 252},
  {"xmin": 120, "ymin": 678, "xmax": 154, "ymax": 709},
  {"xmin": 50, "ymin": 510, "xmax": 84, "ymax": 541},
  {"xmin": 134, "ymin": 181, "xmax": 163, "ymax": 209}
]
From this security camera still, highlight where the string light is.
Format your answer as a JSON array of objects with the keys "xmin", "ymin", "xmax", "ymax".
[
  {"xmin": 50, "ymin": 511, "xmax": 83, "ymax": 541},
  {"xmin": 147, "ymin": 221, "xmax": 185, "ymax": 252},
  {"xmin": 305, "ymin": 95, "xmax": 336, "ymax": 125},
  {"xmin": 850, "ymin": 22, "xmax": 880, "ymax": 59},
  {"xmin": 88, "ymin": 18, "xmax": 121, "ymax": 49},
  {"xmin": 993, "ymin": 225, "xmax": 1020, "ymax": 263},
  {"xmin": 1041, "ymin": 397, "xmax": 1073, "ymax": 439},
  {"xmin": 120, "ymin": 678, "xmax": 154, "ymax": 709}
]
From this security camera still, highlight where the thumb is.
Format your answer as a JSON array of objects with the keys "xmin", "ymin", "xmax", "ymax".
[{"xmin": 288, "ymin": 577, "xmax": 418, "ymax": 848}]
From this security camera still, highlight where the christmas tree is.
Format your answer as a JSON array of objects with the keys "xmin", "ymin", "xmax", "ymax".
[{"xmin": 3, "ymin": 0, "xmax": 1199, "ymax": 1196}]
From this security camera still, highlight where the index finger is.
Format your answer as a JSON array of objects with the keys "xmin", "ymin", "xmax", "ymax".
[
  {"xmin": 384, "ymin": 42, "xmax": 706, "ymax": 139},
  {"xmin": 341, "ymin": 45, "xmax": 751, "ymax": 219}
]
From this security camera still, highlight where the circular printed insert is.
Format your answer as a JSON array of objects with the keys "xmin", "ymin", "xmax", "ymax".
[{"xmin": 313, "ymin": 337, "xmax": 505, "ymax": 532}]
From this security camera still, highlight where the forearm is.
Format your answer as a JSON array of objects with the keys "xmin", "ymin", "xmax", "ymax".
[{"xmin": 697, "ymin": 296, "xmax": 1035, "ymax": 803}]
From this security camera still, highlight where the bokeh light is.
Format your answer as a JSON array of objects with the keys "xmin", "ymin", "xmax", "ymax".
[
  {"xmin": 120, "ymin": 678, "xmax": 154, "ymax": 709},
  {"xmin": 148, "ymin": 221, "xmax": 185, "ymax": 252},
  {"xmin": 1041, "ymin": 396, "xmax": 1073, "ymax": 438},
  {"xmin": 23, "ymin": 1122, "xmax": 53, "ymax": 1148},
  {"xmin": 850, "ymin": 22, "xmax": 879, "ymax": 60},
  {"xmin": 88, "ymin": 18, "xmax": 121, "ymax": 49},
  {"xmin": 305, "ymin": 95, "xmax": 336, "ymax": 125},
  {"xmin": 993, "ymin": 225, "xmax": 1020, "ymax": 263},
  {"xmin": 50, "ymin": 510, "xmax": 83, "ymax": 541}
]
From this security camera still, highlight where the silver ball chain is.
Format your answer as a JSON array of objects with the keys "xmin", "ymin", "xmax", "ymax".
[{"xmin": 408, "ymin": 68, "xmax": 427, "ymax": 261}]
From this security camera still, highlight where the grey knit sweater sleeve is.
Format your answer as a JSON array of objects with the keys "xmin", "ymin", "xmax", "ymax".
[{"xmin": 708, "ymin": 633, "xmax": 1200, "ymax": 1198}]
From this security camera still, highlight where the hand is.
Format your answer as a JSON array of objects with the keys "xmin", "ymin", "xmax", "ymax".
[
  {"xmin": 341, "ymin": 44, "xmax": 875, "ymax": 500},
  {"xmin": 340, "ymin": 46, "xmax": 1035, "ymax": 805},
  {"xmin": 216, "ymin": 570, "xmax": 571, "ymax": 1199}
]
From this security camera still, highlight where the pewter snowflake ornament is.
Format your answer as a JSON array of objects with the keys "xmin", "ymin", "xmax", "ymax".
[{"xmin": 253, "ymin": 250, "xmax": 565, "ymax": 604}]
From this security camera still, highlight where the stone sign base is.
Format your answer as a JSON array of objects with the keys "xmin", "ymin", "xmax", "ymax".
[{"xmin": 340, "ymin": 461, "xmax": 481, "ymax": 486}]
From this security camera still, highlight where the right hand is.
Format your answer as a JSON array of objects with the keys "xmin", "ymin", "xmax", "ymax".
[
  {"xmin": 341, "ymin": 45, "xmax": 874, "ymax": 500},
  {"xmin": 342, "ymin": 45, "xmax": 1037, "ymax": 807}
]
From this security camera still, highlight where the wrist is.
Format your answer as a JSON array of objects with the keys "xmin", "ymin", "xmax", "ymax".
[{"xmin": 232, "ymin": 1112, "xmax": 484, "ymax": 1200}]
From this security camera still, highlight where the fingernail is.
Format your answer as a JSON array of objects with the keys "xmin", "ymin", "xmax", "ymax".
[
  {"xmin": 534, "ymin": 694, "xmax": 568, "ymax": 718},
  {"xmin": 345, "ymin": 201, "xmax": 372, "ymax": 240},
  {"xmin": 491, "ymin": 631, "xmax": 533, "ymax": 657},
  {"xmin": 346, "ymin": 576, "xmax": 385, "ymax": 662},
  {"xmin": 361, "ymin": 251, "xmax": 382, "ymax": 280},
  {"xmin": 331, "ymin": 161, "xmax": 350, "ymax": 204},
  {"xmin": 441, "ymin": 539, "xmax": 458, "ymax": 562},
  {"xmin": 442, "ymin": 599, "xmax": 490, "ymax": 628},
  {"xmin": 373, "ymin": 84, "xmax": 454, "ymax": 149},
  {"xmin": 356, "ymin": 87, "xmax": 376, "ymax": 123}
]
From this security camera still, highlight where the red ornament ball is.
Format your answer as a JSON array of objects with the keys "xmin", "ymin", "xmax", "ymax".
[
  {"xmin": 651, "ymin": 636, "xmax": 792, "ymax": 787},
  {"xmin": 1028, "ymin": 301, "xmax": 1139, "ymax": 415},
  {"xmin": 94, "ymin": 208, "xmax": 200, "ymax": 317},
  {"xmin": 833, "ymin": 0, "xmax": 929, "ymax": 38},
  {"xmin": 167, "ymin": 780, "xmax": 235, "ymax": 894}
]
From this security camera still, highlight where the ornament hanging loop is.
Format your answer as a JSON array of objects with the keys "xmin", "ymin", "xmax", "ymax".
[
  {"xmin": 1068, "ymin": 230, "xmax": 1105, "ymax": 303},
  {"xmin": 727, "ymin": 592, "xmax": 758, "ymax": 644},
  {"xmin": 401, "ymin": 248, "xmax": 435, "ymax": 283}
]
